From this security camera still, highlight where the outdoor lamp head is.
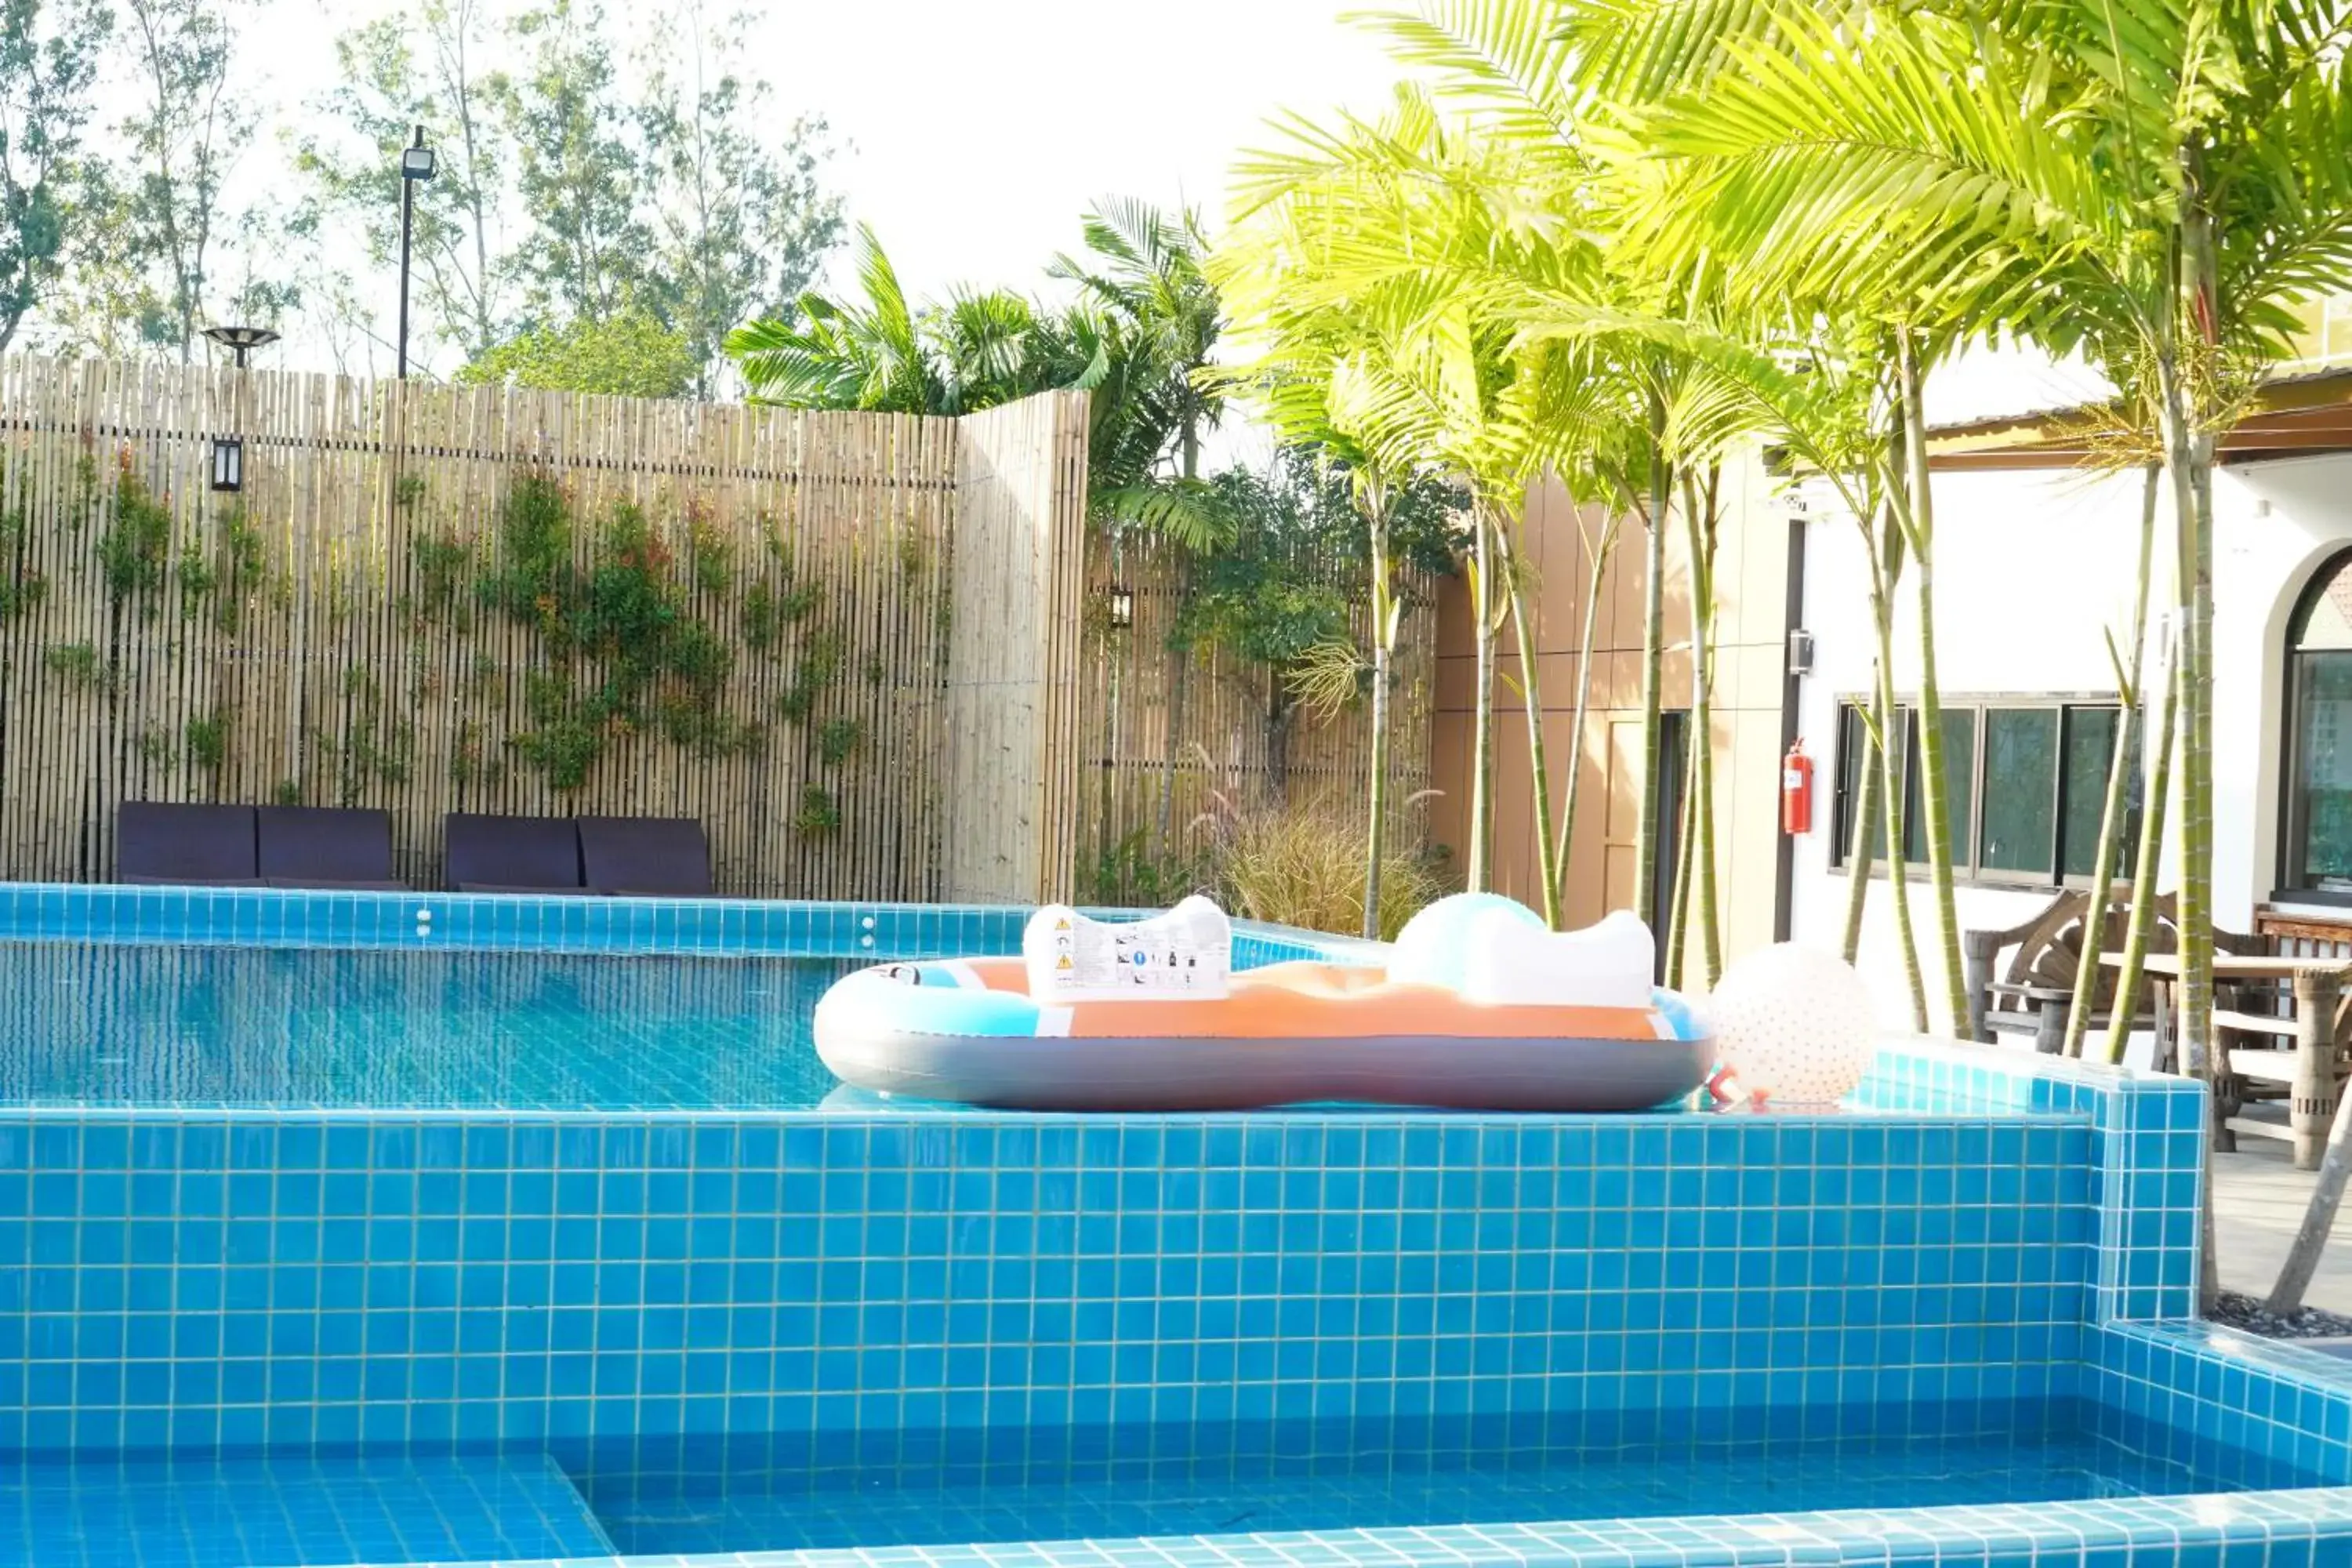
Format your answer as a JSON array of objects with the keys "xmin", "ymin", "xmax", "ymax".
[{"xmin": 401, "ymin": 127, "xmax": 436, "ymax": 182}]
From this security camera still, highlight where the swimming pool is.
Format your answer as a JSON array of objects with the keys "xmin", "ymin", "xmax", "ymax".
[
  {"xmin": 0, "ymin": 942, "xmax": 849, "ymax": 1112},
  {"xmin": 4, "ymin": 886, "xmax": 2352, "ymax": 1568}
]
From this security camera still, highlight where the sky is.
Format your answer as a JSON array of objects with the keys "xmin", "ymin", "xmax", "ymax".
[
  {"xmin": 260, "ymin": 0, "xmax": 1403, "ymax": 304},
  {"xmin": 230, "ymin": 0, "xmax": 2083, "ymax": 426}
]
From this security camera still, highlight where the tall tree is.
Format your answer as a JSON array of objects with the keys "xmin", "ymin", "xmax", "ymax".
[
  {"xmin": 496, "ymin": 0, "xmax": 648, "ymax": 327},
  {"xmin": 117, "ymin": 0, "xmax": 250, "ymax": 359},
  {"xmin": 0, "ymin": 0, "xmax": 110, "ymax": 354},
  {"xmin": 635, "ymin": 1, "xmax": 845, "ymax": 397},
  {"xmin": 294, "ymin": 0, "xmax": 512, "ymax": 367}
]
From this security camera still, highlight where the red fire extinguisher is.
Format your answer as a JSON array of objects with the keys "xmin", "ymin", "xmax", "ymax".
[{"xmin": 1782, "ymin": 740, "xmax": 1814, "ymax": 835}]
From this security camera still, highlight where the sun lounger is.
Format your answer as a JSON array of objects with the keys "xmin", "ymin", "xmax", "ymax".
[
  {"xmin": 258, "ymin": 806, "xmax": 406, "ymax": 890},
  {"xmin": 116, "ymin": 802, "xmax": 261, "ymax": 886},
  {"xmin": 578, "ymin": 815, "xmax": 713, "ymax": 897},
  {"xmin": 443, "ymin": 813, "xmax": 583, "ymax": 894}
]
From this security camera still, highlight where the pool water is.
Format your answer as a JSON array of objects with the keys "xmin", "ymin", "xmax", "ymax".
[
  {"xmin": 574, "ymin": 1407, "xmax": 2310, "ymax": 1556},
  {"xmin": 0, "ymin": 942, "xmax": 850, "ymax": 1112}
]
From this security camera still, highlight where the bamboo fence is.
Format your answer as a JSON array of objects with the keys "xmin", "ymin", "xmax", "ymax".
[
  {"xmin": 0, "ymin": 356, "xmax": 1033, "ymax": 899},
  {"xmin": 0, "ymin": 358, "xmax": 1425, "ymax": 906}
]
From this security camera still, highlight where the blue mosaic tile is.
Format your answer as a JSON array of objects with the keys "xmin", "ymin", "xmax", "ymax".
[{"xmin": 0, "ymin": 1450, "xmax": 612, "ymax": 1567}]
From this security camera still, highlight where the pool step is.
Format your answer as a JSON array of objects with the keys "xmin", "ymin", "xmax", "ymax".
[{"xmin": 0, "ymin": 1450, "xmax": 615, "ymax": 1568}]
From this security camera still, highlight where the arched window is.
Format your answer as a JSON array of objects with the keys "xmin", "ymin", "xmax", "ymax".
[{"xmin": 2282, "ymin": 549, "xmax": 2352, "ymax": 895}]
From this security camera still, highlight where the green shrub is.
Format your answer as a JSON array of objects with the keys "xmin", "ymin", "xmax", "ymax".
[{"xmin": 1198, "ymin": 794, "xmax": 1441, "ymax": 940}]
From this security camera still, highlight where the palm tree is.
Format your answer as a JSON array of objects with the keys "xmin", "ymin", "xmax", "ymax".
[
  {"xmin": 727, "ymin": 223, "xmax": 1106, "ymax": 416},
  {"xmin": 1597, "ymin": 0, "xmax": 2352, "ymax": 1303},
  {"xmin": 1221, "ymin": 85, "xmax": 1639, "ymax": 924},
  {"xmin": 1344, "ymin": 1, "xmax": 1769, "ymax": 952},
  {"xmin": 1052, "ymin": 201, "xmax": 1231, "ymax": 859}
]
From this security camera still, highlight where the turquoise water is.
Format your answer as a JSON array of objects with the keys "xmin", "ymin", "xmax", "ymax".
[{"xmin": 0, "ymin": 942, "xmax": 849, "ymax": 1111}]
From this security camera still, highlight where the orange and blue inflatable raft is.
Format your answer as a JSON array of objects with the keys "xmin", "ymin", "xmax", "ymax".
[{"xmin": 814, "ymin": 898, "xmax": 1713, "ymax": 1112}]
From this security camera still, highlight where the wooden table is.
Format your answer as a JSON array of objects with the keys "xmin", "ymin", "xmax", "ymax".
[{"xmin": 2101, "ymin": 951, "xmax": 2352, "ymax": 1170}]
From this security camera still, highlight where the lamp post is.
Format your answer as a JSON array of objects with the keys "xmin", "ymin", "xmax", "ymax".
[
  {"xmin": 201, "ymin": 324, "xmax": 279, "ymax": 369},
  {"xmin": 201, "ymin": 325, "xmax": 278, "ymax": 494},
  {"xmin": 397, "ymin": 125, "xmax": 437, "ymax": 379}
]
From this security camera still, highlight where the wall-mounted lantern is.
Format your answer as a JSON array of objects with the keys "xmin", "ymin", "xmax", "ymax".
[
  {"xmin": 1107, "ymin": 584, "xmax": 1135, "ymax": 630},
  {"xmin": 210, "ymin": 437, "xmax": 244, "ymax": 494},
  {"xmin": 1787, "ymin": 628, "xmax": 1816, "ymax": 678}
]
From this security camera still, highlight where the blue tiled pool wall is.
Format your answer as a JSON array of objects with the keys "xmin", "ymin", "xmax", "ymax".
[
  {"xmin": 0, "ymin": 883, "xmax": 1355, "ymax": 968},
  {"xmin": 1858, "ymin": 1040, "xmax": 2207, "ymax": 1323},
  {"xmin": 2089, "ymin": 1323, "xmax": 2352, "ymax": 1486},
  {"xmin": 0, "ymin": 1100, "xmax": 2118, "ymax": 1461}
]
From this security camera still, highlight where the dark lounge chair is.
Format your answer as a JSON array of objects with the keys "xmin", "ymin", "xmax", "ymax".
[
  {"xmin": 579, "ymin": 816, "xmax": 713, "ymax": 897},
  {"xmin": 258, "ymin": 805, "xmax": 406, "ymax": 890},
  {"xmin": 443, "ymin": 813, "xmax": 583, "ymax": 894},
  {"xmin": 117, "ymin": 802, "xmax": 261, "ymax": 886}
]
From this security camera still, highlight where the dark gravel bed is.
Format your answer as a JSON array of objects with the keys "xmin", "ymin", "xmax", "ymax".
[{"xmin": 2210, "ymin": 1289, "xmax": 2352, "ymax": 1340}]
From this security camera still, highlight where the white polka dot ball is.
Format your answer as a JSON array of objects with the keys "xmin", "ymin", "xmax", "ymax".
[{"xmin": 1706, "ymin": 943, "xmax": 1878, "ymax": 1106}]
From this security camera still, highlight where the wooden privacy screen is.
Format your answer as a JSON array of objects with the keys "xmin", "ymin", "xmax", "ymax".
[
  {"xmin": 942, "ymin": 395, "xmax": 1091, "ymax": 906},
  {"xmin": 0, "ymin": 357, "xmax": 1088, "ymax": 901},
  {"xmin": 1072, "ymin": 529, "xmax": 1439, "ymax": 889}
]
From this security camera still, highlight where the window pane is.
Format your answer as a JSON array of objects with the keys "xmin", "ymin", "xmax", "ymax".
[
  {"xmin": 2294, "ymin": 652, "xmax": 2352, "ymax": 887},
  {"xmin": 1980, "ymin": 708, "xmax": 2059, "ymax": 875},
  {"xmin": 2061, "ymin": 708, "xmax": 2118, "ymax": 880},
  {"xmin": 1835, "ymin": 701, "xmax": 1885, "ymax": 869},
  {"xmin": 1904, "ymin": 709, "xmax": 1974, "ymax": 866},
  {"xmin": 2070, "ymin": 710, "xmax": 2145, "ymax": 884}
]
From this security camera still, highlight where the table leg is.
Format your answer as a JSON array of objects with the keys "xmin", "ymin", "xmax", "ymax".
[
  {"xmin": 2292, "ymin": 974, "xmax": 2343, "ymax": 1174},
  {"xmin": 2154, "ymin": 979, "xmax": 2174, "ymax": 1073}
]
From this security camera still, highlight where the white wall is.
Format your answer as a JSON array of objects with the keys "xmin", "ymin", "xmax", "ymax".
[{"xmin": 1784, "ymin": 453, "xmax": 2352, "ymax": 1030}]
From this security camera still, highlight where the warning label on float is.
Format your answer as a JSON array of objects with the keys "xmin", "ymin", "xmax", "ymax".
[{"xmin": 1022, "ymin": 898, "xmax": 1232, "ymax": 1002}]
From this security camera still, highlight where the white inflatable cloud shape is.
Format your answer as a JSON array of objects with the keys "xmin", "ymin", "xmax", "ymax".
[
  {"xmin": 1389, "ymin": 894, "xmax": 1657, "ymax": 1008},
  {"xmin": 1389, "ymin": 893, "xmax": 1547, "ymax": 991},
  {"xmin": 1460, "ymin": 909, "xmax": 1656, "ymax": 1008}
]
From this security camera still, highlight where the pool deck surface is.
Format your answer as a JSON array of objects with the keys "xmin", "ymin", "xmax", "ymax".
[{"xmin": 2212, "ymin": 1137, "xmax": 2352, "ymax": 1312}]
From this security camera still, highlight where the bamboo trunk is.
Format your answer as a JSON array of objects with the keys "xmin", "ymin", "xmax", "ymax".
[
  {"xmin": 1632, "ymin": 404, "xmax": 1670, "ymax": 931},
  {"xmin": 1497, "ymin": 518, "xmax": 1562, "ymax": 927},
  {"xmin": 1682, "ymin": 466, "xmax": 1722, "ymax": 986},
  {"xmin": 2063, "ymin": 465, "xmax": 2161, "ymax": 1057},
  {"xmin": 1360, "ymin": 492, "xmax": 1393, "ymax": 942},
  {"xmin": 1874, "ymin": 612, "xmax": 1930, "ymax": 1033},
  {"xmin": 1551, "ymin": 511, "xmax": 1619, "ymax": 920},
  {"xmin": 1838, "ymin": 680, "xmax": 1881, "ymax": 965},
  {"xmin": 1664, "ymin": 724, "xmax": 1698, "ymax": 990},
  {"xmin": 1468, "ymin": 504, "xmax": 1495, "ymax": 891},
  {"xmin": 2103, "ymin": 629, "xmax": 2179, "ymax": 1066},
  {"xmin": 1896, "ymin": 333, "xmax": 1970, "ymax": 1036}
]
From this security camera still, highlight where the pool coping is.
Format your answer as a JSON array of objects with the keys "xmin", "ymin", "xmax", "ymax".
[{"xmin": 0, "ymin": 883, "xmax": 1383, "ymax": 967}]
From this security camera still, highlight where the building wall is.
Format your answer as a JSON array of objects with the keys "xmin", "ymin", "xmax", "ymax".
[
  {"xmin": 1786, "ymin": 452, "xmax": 2352, "ymax": 1028},
  {"xmin": 1429, "ymin": 459, "xmax": 1795, "ymax": 972}
]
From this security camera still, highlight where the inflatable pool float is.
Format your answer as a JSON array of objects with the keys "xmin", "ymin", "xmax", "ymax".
[{"xmin": 813, "ymin": 895, "xmax": 1714, "ymax": 1112}]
